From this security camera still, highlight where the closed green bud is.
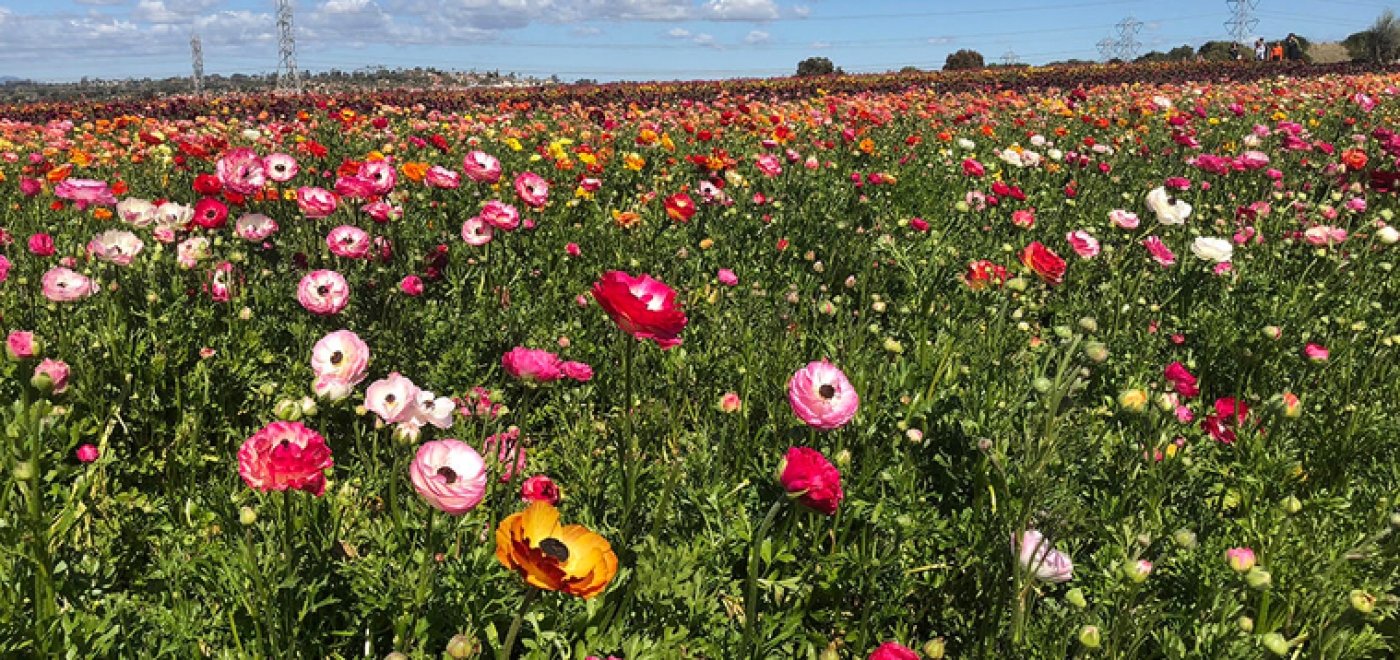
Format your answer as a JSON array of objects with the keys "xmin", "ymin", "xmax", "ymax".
[
  {"xmin": 955, "ymin": 200, "xmax": 971, "ymax": 213},
  {"xmin": 1349, "ymin": 589, "xmax": 1376, "ymax": 614},
  {"xmin": 273, "ymin": 399, "xmax": 303, "ymax": 421},
  {"xmin": 1078, "ymin": 317, "xmax": 1099, "ymax": 333},
  {"xmin": 13, "ymin": 461, "xmax": 35, "ymax": 481},
  {"xmin": 1280, "ymin": 495, "xmax": 1302, "ymax": 515},
  {"xmin": 818, "ymin": 643, "xmax": 841, "ymax": 660},
  {"xmin": 1066, "ymin": 587, "xmax": 1087, "ymax": 609},
  {"xmin": 922, "ymin": 638, "xmax": 946, "ymax": 659},
  {"xmin": 1245, "ymin": 566, "xmax": 1272, "ymax": 591},
  {"xmin": 1261, "ymin": 632, "xmax": 1289, "ymax": 656},
  {"xmin": 1053, "ymin": 325, "xmax": 1074, "ymax": 340},
  {"xmin": 239, "ymin": 506, "xmax": 257, "ymax": 526},
  {"xmin": 1389, "ymin": 511, "xmax": 1400, "ymax": 529},
  {"xmin": 1006, "ymin": 277, "xmax": 1028, "ymax": 292},
  {"xmin": 1172, "ymin": 528, "xmax": 1198, "ymax": 549},
  {"xmin": 29, "ymin": 372, "xmax": 53, "ymax": 394},
  {"xmin": 1078, "ymin": 625, "xmax": 1102, "ymax": 649},
  {"xmin": 1237, "ymin": 616, "xmax": 1254, "ymax": 632},
  {"xmin": 445, "ymin": 633, "xmax": 480, "ymax": 659},
  {"xmin": 1084, "ymin": 341, "xmax": 1109, "ymax": 363},
  {"xmin": 1032, "ymin": 377, "xmax": 1054, "ymax": 393},
  {"xmin": 300, "ymin": 397, "xmax": 318, "ymax": 417},
  {"xmin": 835, "ymin": 449, "xmax": 852, "ymax": 469}
]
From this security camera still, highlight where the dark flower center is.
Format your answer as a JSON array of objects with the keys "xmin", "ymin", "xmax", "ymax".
[
  {"xmin": 330, "ymin": 351, "xmax": 343, "ymax": 365},
  {"xmin": 819, "ymin": 384, "xmax": 836, "ymax": 399},
  {"xmin": 385, "ymin": 394, "xmax": 396, "ymax": 404},
  {"xmin": 317, "ymin": 285, "xmax": 329, "ymax": 296},
  {"xmin": 539, "ymin": 537, "xmax": 570, "ymax": 562},
  {"xmin": 436, "ymin": 466, "xmax": 457, "ymax": 484}
]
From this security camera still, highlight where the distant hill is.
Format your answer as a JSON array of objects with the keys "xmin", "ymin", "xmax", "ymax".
[{"xmin": 0, "ymin": 76, "xmax": 30, "ymax": 84}]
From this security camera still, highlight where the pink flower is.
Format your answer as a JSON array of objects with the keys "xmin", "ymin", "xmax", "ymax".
[
  {"xmin": 514, "ymin": 171, "xmax": 549, "ymax": 208},
  {"xmin": 565, "ymin": 242, "xmax": 582, "ymax": 257},
  {"xmin": 263, "ymin": 153, "xmax": 299, "ymax": 182},
  {"xmin": 237, "ymin": 421, "xmax": 334, "ymax": 496},
  {"xmin": 1226, "ymin": 547, "xmax": 1256, "ymax": 572},
  {"xmin": 909, "ymin": 217, "xmax": 930, "ymax": 232},
  {"xmin": 787, "ymin": 360, "xmax": 859, "ymax": 430},
  {"xmin": 1164, "ymin": 362, "xmax": 1200, "ymax": 398},
  {"xmin": 461, "ymin": 217, "xmax": 494, "ymax": 246},
  {"xmin": 54, "ymin": 179, "xmax": 117, "ymax": 208},
  {"xmin": 409, "ymin": 439, "xmax": 488, "ymax": 515},
  {"xmin": 361, "ymin": 200, "xmax": 401, "ymax": 223},
  {"xmin": 6, "ymin": 331, "xmax": 38, "ymax": 360},
  {"xmin": 333, "ymin": 175, "xmax": 376, "ymax": 200},
  {"xmin": 868, "ymin": 642, "xmax": 919, "ymax": 660},
  {"xmin": 326, "ymin": 225, "xmax": 371, "ymax": 259},
  {"xmin": 235, "ymin": 213, "xmax": 279, "ymax": 241},
  {"xmin": 502, "ymin": 347, "xmax": 564, "ymax": 383},
  {"xmin": 206, "ymin": 261, "xmax": 237, "ymax": 303},
  {"xmin": 399, "ymin": 274, "xmax": 424, "ymax": 297},
  {"xmin": 480, "ymin": 200, "xmax": 521, "ymax": 231},
  {"xmin": 297, "ymin": 270, "xmax": 350, "ymax": 316},
  {"xmin": 755, "ymin": 153, "xmax": 783, "ymax": 177},
  {"xmin": 463, "ymin": 150, "xmax": 502, "ymax": 183},
  {"xmin": 1011, "ymin": 208, "xmax": 1036, "ymax": 229},
  {"xmin": 357, "ymin": 160, "xmax": 397, "ymax": 195},
  {"xmin": 961, "ymin": 158, "xmax": 986, "ymax": 177},
  {"xmin": 424, "ymin": 166, "xmax": 461, "ymax": 189},
  {"xmin": 364, "ymin": 372, "xmax": 421, "ymax": 424},
  {"xmin": 19, "ymin": 177, "xmax": 42, "ymax": 197},
  {"xmin": 1065, "ymin": 230, "xmax": 1100, "ymax": 259},
  {"xmin": 591, "ymin": 271, "xmax": 688, "ymax": 349},
  {"xmin": 1142, "ymin": 236, "xmax": 1176, "ymax": 267},
  {"xmin": 216, "ymin": 148, "xmax": 267, "ymax": 195},
  {"xmin": 28, "ymin": 233, "xmax": 55, "ymax": 256},
  {"xmin": 192, "ymin": 197, "xmax": 229, "ymax": 229},
  {"xmin": 1202, "ymin": 397, "xmax": 1250, "ymax": 444},
  {"xmin": 87, "ymin": 230, "xmax": 144, "ymax": 266},
  {"xmin": 778, "ymin": 446, "xmax": 844, "ymax": 515},
  {"xmin": 1015, "ymin": 529, "xmax": 1074, "ymax": 583},
  {"xmin": 561, "ymin": 361, "xmax": 593, "ymax": 382},
  {"xmin": 296, "ymin": 186, "xmax": 338, "ymax": 218},
  {"xmin": 1303, "ymin": 343, "xmax": 1329, "ymax": 362},
  {"xmin": 310, "ymin": 330, "xmax": 370, "ymax": 401},
  {"xmin": 0, "ymin": 255, "xmax": 10, "ymax": 283},
  {"xmin": 520, "ymin": 475, "xmax": 561, "ymax": 505},
  {"xmin": 717, "ymin": 268, "xmax": 739, "ymax": 286},
  {"xmin": 41, "ymin": 267, "xmax": 96, "ymax": 302},
  {"xmin": 76, "ymin": 444, "xmax": 99, "ymax": 463},
  {"xmin": 33, "ymin": 358, "xmax": 69, "ymax": 394},
  {"xmin": 719, "ymin": 391, "xmax": 742, "ymax": 413}
]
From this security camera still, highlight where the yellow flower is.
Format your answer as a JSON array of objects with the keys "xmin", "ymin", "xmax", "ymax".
[
  {"xmin": 495, "ymin": 502, "xmax": 617, "ymax": 600},
  {"xmin": 1118, "ymin": 388, "xmax": 1149, "ymax": 413}
]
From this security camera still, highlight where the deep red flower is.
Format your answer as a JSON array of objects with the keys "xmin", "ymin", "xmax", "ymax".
[
  {"xmin": 193, "ymin": 197, "xmax": 228, "ymax": 230},
  {"xmin": 591, "ymin": 271, "xmax": 687, "ymax": 349},
  {"xmin": 1163, "ymin": 362, "xmax": 1200, "ymax": 398},
  {"xmin": 778, "ymin": 446, "xmax": 843, "ymax": 516},
  {"xmin": 193, "ymin": 173, "xmax": 223, "ymax": 196},
  {"xmin": 1201, "ymin": 397, "xmax": 1250, "ymax": 444},
  {"xmin": 1020, "ymin": 241, "xmax": 1067, "ymax": 286}
]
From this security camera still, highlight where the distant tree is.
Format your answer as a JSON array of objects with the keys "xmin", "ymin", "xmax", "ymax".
[
  {"xmin": 795, "ymin": 57, "xmax": 836, "ymax": 77},
  {"xmin": 899, "ymin": 66, "xmax": 922, "ymax": 74},
  {"xmin": 944, "ymin": 49, "xmax": 985, "ymax": 70},
  {"xmin": 1344, "ymin": 10, "xmax": 1400, "ymax": 63},
  {"xmin": 1197, "ymin": 41, "xmax": 1237, "ymax": 62}
]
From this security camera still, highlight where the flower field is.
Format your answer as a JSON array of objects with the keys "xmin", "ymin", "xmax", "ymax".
[{"xmin": 2, "ymin": 63, "xmax": 1399, "ymax": 658}]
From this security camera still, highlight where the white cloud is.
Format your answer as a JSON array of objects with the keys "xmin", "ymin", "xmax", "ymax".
[
  {"xmin": 667, "ymin": 27, "xmax": 692, "ymax": 38},
  {"xmin": 705, "ymin": 0, "xmax": 778, "ymax": 20},
  {"xmin": 744, "ymin": 29, "xmax": 769, "ymax": 44}
]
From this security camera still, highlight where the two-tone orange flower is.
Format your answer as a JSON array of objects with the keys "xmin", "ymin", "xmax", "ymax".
[{"xmin": 495, "ymin": 502, "xmax": 617, "ymax": 600}]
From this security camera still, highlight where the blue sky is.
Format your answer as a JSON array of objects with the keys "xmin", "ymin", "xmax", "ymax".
[{"xmin": 0, "ymin": 0, "xmax": 1387, "ymax": 82}]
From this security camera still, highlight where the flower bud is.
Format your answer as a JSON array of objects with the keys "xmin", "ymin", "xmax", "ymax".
[
  {"xmin": 1078, "ymin": 625, "xmax": 1102, "ymax": 649},
  {"xmin": 445, "ymin": 633, "xmax": 480, "ymax": 659},
  {"xmin": 300, "ymin": 396, "xmax": 319, "ymax": 417},
  {"xmin": 1261, "ymin": 632, "xmax": 1289, "ymax": 656},
  {"xmin": 1005, "ymin": 276, "xmax": 1028, "ymax": 292},
  {"xmin": 29, "ymin": 371, "xmax": 54, "ymax": 394},
  {"xmin": 1065, "ymin": 587, "xmax": 1087, "ymax": 609},
  {"xmin": 239, "ymin": 506, "xmax": 257, "ymax": 526},
  {"xmin": 1390, "ymin": 511, "xmax": 1400, "ymax": 529},
  {"xmin": 1245, "ymin": 566, "xmax": 1272, "ymax": 591},
  {"xmin": 1262, "ymin": 325, "xmax": 1283, "ymax": 341},
  {"xmin": 1280, "ymin": 495, "xmax": 1302, "ymax": 515},
  {"xmin": 1226, "ymin": 547, "xmax": 1255, "ymax": 572},
  {"xmin": 818, "ymin": 643, "xmax": 840, "ymax": 660},
  {"xmin": 1237, "ymin": 616, "xmax": 1254, "ymax": 633},
  {"xmin": 1118, "ymin": 388, "xmax": 1148, "ymax": 413},
  {"xmin": 1124, "ymin": 559, "xmax": 1153, "ymax": 583},
  {"xmin": 834, "ymin": 449, "xmax": 852, "ymax": 470},
  {"xmin": 1172, "ymin": 529, "xmax": 1198, "ymax": 549},
  {"xmin": 922, "ymin": 638, "xmax": 946, "ymax": 659},
  {"xmin": 1078, "ymin": 317, "xmax": 1099, "ymax": 334},
  {"xmin": 1032, "ymin": 377, "xmax": 1053, "ymax": 393},
  {"xmin": 1379, "ymin": 225, "xmax": 1400, "ymax": 245},
  {"xmin": 274, "ymin": 398, "xmax": 303, "ymax": 421},
  {"xmin": 13, "ymin": 461, "xmax": 35, "ymax": 481},
  {"xmin": 1053, "ymin": 325, "xmax": 1074, "ymax": 340},
  {"xmin": 385, "ymin": 653, "xmax": 409, "ymax": 660},
  {"xmin": 1083, "ymin": 341, "xmax": 1109, "ymax": 363},
  {"xmin": 1349, "ymin": 589, "xmax": 1376, "ymax": 614}
]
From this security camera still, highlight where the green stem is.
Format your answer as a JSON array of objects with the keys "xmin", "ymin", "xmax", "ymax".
[
  {"xmin": 619, "ymin": 337, "xmax": 638, "ymax": 535},
  {"xmin": 499, "ymin": 588, "xmax": 541, "ymax": 660},
  {"xmin": 409, "ymin": 507, "xmax": 438, "ymax": 642},
  {"xmin": 743, "ymin": 498, "xmax": 786, "ymax": 659},
  {"xmin": 26, "ymin": 402, "xmax": 54, "ymax": 656}
]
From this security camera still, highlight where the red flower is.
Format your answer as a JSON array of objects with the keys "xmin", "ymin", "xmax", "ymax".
[
  {"xmin": 1020, "ymin": 241, "xmax": 1067, "ymax": 286},
  {"xmin": 591, "ymin": 271, "xmax": 688, "ymax": 350},
  {"xmin": 1163, "ymin": 362, "xmax": 1199, "ymax": 398},
  {"xmin": 1201, "ymin": 397, "xmax": 1250, "ymax": 444},
  {"xmin": 237, "ymin": 421, "xmax": 334, "ymax": 496},
  {"xmin": 964, "ymin": 259, "xmax": 1008, "ymax": 290},
  {"xmin": 961, "ymin": 158, "xmax": 985, "ymax": 177},
  {"xmin": 193, "ymin": 197, "xmax": 228, "ymax": 230},
  {"xmin": 520, "ymin": 475, "xmax": 561, "ymax": 505},
  {"xmin": 664, "ymin": 192, "xmax": 696, "ymax": 222},
  {"xmin": 778, "ymin": 446, "xmax": 843, "ymax": 516},
  {"xmin": 868, "ymin": 642, "xmax": 919, "ymax": 660},
  {"xmin": 193, "ymin": 173, "xmax": 223, "ymax": 196}
]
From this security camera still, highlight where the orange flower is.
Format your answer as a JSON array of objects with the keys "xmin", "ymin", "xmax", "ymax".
[
  {"xmin": 92, "ymin": 208, "xmax": 113, "ymax": 221},
  {"xmin": 1341, "ymin": 149, "xmax": 1368, "ymax": 172},
  {"xmin": 46, "ymin": 163, "xmax": 73, "ymax": 184},
  {"xmin": 495, "ymin": 502, "xmax": 617, "ymax": 600},
  {"xmin": 612, "ymin": 209, "xmax": 641, "ymax": 228},
  {"xmin": 401, "ymin": 161, "xmax": 429, "ymax": 182}
]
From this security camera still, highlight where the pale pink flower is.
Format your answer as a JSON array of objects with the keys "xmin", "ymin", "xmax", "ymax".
[
  {"xmin": 424, "ymin": 166, "xmax": 461, "ymax": 189},
  {"xmin": 87, "ymin": 230, "xmax": 144, "ymax": 266},
  {"xmin": 310, "ymin": 330, "xmax": 370, "ymax": 401},
  {"xmin": 296, "ymin": 186, "xmax": 338, "ymax": 218},
  {"xmin": 297, "ymin": 270, "xmax": 350, "ymax": 316},
  {"xmin": 263, "ymin": 153, "xmax": 299, "ymax": 182},
  {"xmin": 364, "ymin": 372, "xmax": 421, "ymax": 424},
  {"xmin": 41, "ymin": 267, "xmax": 96, "ymax": 302},
  {"xmin": 479, "ymin": 200, "xmax": 520, "ymax": 231},
  {"xmin": 1109, "ymin": 209, "xmax": 1140, "ymax": 229},
  {"xmin": 410, "ymin": 440, "xmax": 487, "ymax": 514},
  {"xmin": 514, "ymin": 171, "xmax": 549, "ymax": 208},
  {"xmin": 235, "ymin": 213, "xmax": 279, "ymax": 241},
  {"xmin": 461, "ymin": 217, "xmax": 494, "ymax": 246},
  {"xmin": 1142, "ymin": 236, "xmax": 1176, "ymax": 267},
  {"xmin": 463, "ymin": 150, "xmax": 503, "ymax": 183},
  {"xmin": 1015, "ymin": 529, "xmax": 1074, "ymax": 583}
]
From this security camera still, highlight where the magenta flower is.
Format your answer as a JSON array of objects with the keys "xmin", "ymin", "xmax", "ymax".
[
  {"xmin": 216, "ymin": 148, "xmax": 267, "ymax": 195},
  {"xmin": 297, "ymin": 270, "xmax": 350, "ymax": 316},
  {"xmin": 787, "ymin": 360, "xmax": 859, "ymax": 430}
]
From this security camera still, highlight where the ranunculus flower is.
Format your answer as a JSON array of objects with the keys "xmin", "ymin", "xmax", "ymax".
[
  {"xmin": 296, "ymin": 186, "xmax": 338, "ymax": 218},
  {"xmin": 176, "ymin": 236, "xmax": 211, "ymax": 269},
  {"xmin": 964, "ymin": 259, "xmax": 1008, "ymax": 290},
  {"xmin": 868, "ymin": 642, "xmax": 919, "ymax": 660},
  {"xmin": 717, "ymin": 268, "xmax": 739, "ymax": 286},
  {"xmin": 87, "ymin": 230, "xmax": 144, "ymax": 266},
  {"xmin": 1146, "ymin": 186, "xmax": 1192, "ymax": 225},
  {"xmin": 1015, "ymin": 529, "xmax": 1074, "ymax": 583},
  {"xmin": 1201, "ymin": 397, "xmax": 1250, "ymax": 444},
  {"xmin": 777, "ymin": 446, "xmax": 844, "ymax": 515},
  {"xmin": 520, "ymin": 474, "xmax": 561, "ymax": 505},
  {"xmin": 28, "ymin": 233, "xmax": 55, "ymax": 256},
  {"xmin": 479, "ymin": 200, "xmax": 520, "ymax": 231},
  {"xmin": 1303, "ymin": 343, "xmax": 1329, "ymax": 362},
  {"xmin": 54, "ymin": 178, "xmax": 117, "ymax": 208},
  {"xmin": 333, "ymin": 175, "xmax": 376, "ymax": 200},
  {"xmin": 237, "ymin": 421, "xmax": 334, "ymax": 496},
  {"xmin": 502, "ymin": 346, "xmax": 565, "ymax": 383},
  {"xmin": 6, "ymin": 331, "xmax": 38, "ymax": 360},
  {"xmin": 1164, "ymin": 362, "xmax": 1200, "ymax": 398},
  {"xmin": 664, "ymin": 192, "xmax": 696, "ymax": 222},
  {"xmin": 19, "ymin": 177, "xmax": 42, "ymax": 197},
  {"xmin": 310, "ymin": 330, "xmax": 370, "ymax": 401},
  {"xmin": 297, "ymin": 270, "xmax": 350, "ymax": 316},
  {"xmin": 424, "ymin": 166, "xmax": 461, "ymax": 189},
  {"xmin": 41, "ymin": 267, "xmax": 96, "ymax": 302},
  {"xmin": 1226, "ymin": 547, "xmax": 1256, "ymax": 572},
  {"xmin": 365, "ymin": 372, "xmax": 421, "ymax": 424},
  {"xmin": 76, "ymin": 444, "xmax": 99, "ymax": 463},
  {"xmin": 1190, "ymin": 236, "xmax": 1233, "ymax": 263},
  {"xmin": 117, "ymin": 198, "xmax": 156, "ymax": 227},
  {"xmin": 591, "ymin": 270, "xmax": 688, "ymax": 349},
  {"xmin": 463, "ymin": 150, "xmax": 503, "ymax": 183},
  {"xmin": 787, "ymin": 360, "xmax": 859, "ymax": 430},
  {"xmin": 235, "ymin": 213, "xmax": 279, "ymax": 241},
  {"xmin": 561, "ymin": 361, "xmax": 593, "ymax": 382},
  {"xmin": 1066, "ymin": 230, "xmax": 1100, "ymax": 259},
  {"xmin": 205, "ymin": 261, "xmax": 238, "ymax": 303},
  {"xmin": 1142, "ymin": 235, "xmax": 1176, "ymax": 267},
  {"xmin": 326, "ymin": 225, "xmax": 371, "ymax": 259},
  {"xmin": 357, "ymin": 160, "xmax": 397, "ymax": 195},
  {"xmin": 411, "ymin": 390, "xmax": 457, "ymax": 430},
  {"xmin": 216, "ymin": 148, "xmax": 267, "ymax": 195},
  {"xmin": 263, "ymin": 153, "xmax": 299, "ymax": 182},
  {"xmin": 399, "ymin": 274, "xmax": 424, "ymax": 297},
  {"xmin": 1109, "ymin": 209, "xmax": 1140, "ymax": 229},
  {"xmin": 495, "ymin": 501, "xmax": 618, "ymax": 599},
  {"xmin": 192, "ymin": 197, "xmax": 228, "ymax": 229},
  {"xmin": 961, "ymin": 158, "xmax": 986, "ymax": 177},
  {"xmin": 410, "ymin": 439, "xmax": 488, "ymax": 515},
  {"xmin": 461, "ymin": 217, "xmax": 494, "ymax": 246},
  {"xmin": 33, "ymin": 358, "xmax": 69, "ymax": 394},
  {"xmin": 1020, "ymin": 241, "xmax": 1067, "ymax": 286},
  {"xmin": 514, "ymin": 171, "xmax": 549, "ymax": 208}
]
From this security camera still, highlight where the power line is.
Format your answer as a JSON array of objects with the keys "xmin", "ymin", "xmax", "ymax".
[
  {"xmin": 190, "ymin": 34, "xmax": 204, "ymax": 96},
  {"xmin": 275, "ymin": 0, "xmax": 300, "ymax": 93},
  {"xmin": 1225, "ymin": 0, "xmax": 1260, "ymax": 44}
]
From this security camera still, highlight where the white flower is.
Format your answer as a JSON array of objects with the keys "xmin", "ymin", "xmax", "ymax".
[
  {"xmin": 1146, "ymin": 187, "xmax": 1192, "ymax": 225},
  {"xmin": 155, "ymin": 201, "xmax": 194, "ymax": 231},
  {"xmin": 365, "ymin": 372, "xmax": 420, "ymax": 424},
  {"xmin": 116, "ymin": 198, "xmax": 156, "ymax": 227},
  {"xmin": 413, "ymin": 391, "xmax": 456, "ymax": 430},
  {"xmin": 1190, "ymin": 237, "xmax": 1234, "ymax": 263},
  {"xmin": 88, "ymin": 230, "xmax": 144, "ymax": 266},
  {"xmin": 956, "ymin": 138, "xmax": 976, "ymax": 151},
  {"xmin": 1377, "ymin": 225, "xmax": 1399, "ymax": 245}
]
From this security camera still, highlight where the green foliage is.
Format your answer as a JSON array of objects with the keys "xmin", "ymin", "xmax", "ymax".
[{"xmin": 944, "ymin": 49, "xmax": 985, "ymax": 70}]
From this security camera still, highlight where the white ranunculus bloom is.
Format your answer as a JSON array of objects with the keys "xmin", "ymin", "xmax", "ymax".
[
  {"xmin": 1377, "ymin": 225, "xmax": 1399, "ymax": 245},
  {"xmin": 1146, "ymin": 187, "xmax": 1192, "ymax": 225},
  {"xmin": 1190, "ymin": 237, "xmax": 1234, "ymax": 263}
]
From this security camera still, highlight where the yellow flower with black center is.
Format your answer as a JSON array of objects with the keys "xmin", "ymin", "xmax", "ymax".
[{"xmin": 495, "ymin": 502, "xmax": 617, "ymax": 600}]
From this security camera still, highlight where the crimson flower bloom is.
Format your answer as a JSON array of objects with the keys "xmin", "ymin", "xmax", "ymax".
[
  {"xmin": 591, "ymin": 271, "xmax": 687, "ymax": 349},
  {"xmin": 777, "ymin": 446, "xmax": 844, "ymax": 516}
]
